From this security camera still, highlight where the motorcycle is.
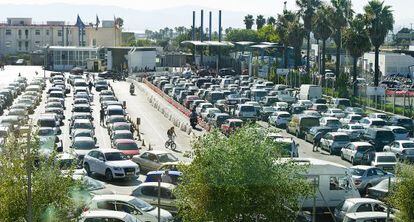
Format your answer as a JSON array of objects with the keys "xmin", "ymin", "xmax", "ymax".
[{"xmin": 129, "ymin": 86, "xmax": 135, "ymax": 95}]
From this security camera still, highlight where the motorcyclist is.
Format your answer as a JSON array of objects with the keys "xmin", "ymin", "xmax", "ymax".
[{"xmin": 129, "ymin": 83, "xmax": 135, "ymax": 95}]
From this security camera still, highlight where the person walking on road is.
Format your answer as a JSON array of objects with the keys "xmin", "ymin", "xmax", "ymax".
[
  {"xmin": 313, "ymin": 131, "xmax": 323, "ymax": 152},
  {"xmin": 100, "ymin": 107, "xmax": 105, "ymax": 126},
  {"xmin": 88, "ymin": 81, "xmax": 93, "ymax": 92}
]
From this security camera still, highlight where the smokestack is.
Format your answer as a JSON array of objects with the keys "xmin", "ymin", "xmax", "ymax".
[
  {"xmin": 209, "ymin": 11, "xmax": 212, "ymax": 41},
  {"xmin": 192, "ymin": 11, "xmax": 196, "ymax": 41},
  {"xmin": 218, "ymin": 10, "xmax": 222, "ymax": 42},
  {"xmin": 200, "ymin": 10, "xmax": 204, "ymax": 42}
]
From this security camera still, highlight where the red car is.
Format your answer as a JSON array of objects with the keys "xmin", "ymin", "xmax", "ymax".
[
  {"xmin": 183, "ymin": 95, "xmax": 200, "ymax": 109},
  {"xmin": 113, "ymin": 139, "xmax": 140, "ymax": 158},
  {"xmin": 221, "ymin": 119, "xmax": 243, "ymax": 136}
]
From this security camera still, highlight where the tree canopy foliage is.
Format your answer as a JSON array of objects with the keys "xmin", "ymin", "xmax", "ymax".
[{"xmin": 175, "ymin": 126, "xmax": 312, "ymax": 221}]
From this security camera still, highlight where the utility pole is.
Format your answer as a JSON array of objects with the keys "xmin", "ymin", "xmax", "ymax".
[
  {"xmin": 410, "ymin": 23, "xmax": 413, "ymax": 46},
  {"xmin": 26, "ymin": 124, "xmax": 33, "ymax": 222}
]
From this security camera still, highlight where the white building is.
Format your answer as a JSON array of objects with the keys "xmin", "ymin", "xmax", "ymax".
[
  {"xmin": 126, "ymin": 47, "xmax": 157, "ymax": 72},
  {"xmin": 363, "ymin": 52, "xmax": 414, "ymax": 77},
  {"xmin": 0, "ymin": 17, "xmax": 122, "ymax": 56}
]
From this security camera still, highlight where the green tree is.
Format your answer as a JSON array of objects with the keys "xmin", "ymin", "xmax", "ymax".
[
  {"xmin": 244, "ymin": 14, "xmax": 255, "ymax": 30},
  {"xmin": 0, "ymin": 129, "xmax": 80, "ymax": 221},
  {"xmin": 258, "ymin": 25, "xmax": 279, "ymax": 43},
  {"xmin": 276, "ymin": 10, "xmax": 297, "ymax": 68},
  {"xmin": 256, "ymin": 15, "xmax": 266, "ymax": 30},
  {"xmin": 267, "ymin": 16, "xmax": 276, "ymax": 26},
  {"xmin": 115, "ymin": 17, "xmax": 124, "ymax": 28},
  {"xmin": 390, "ymin": 164, "xmax": 414, "ymax": 221},
  {"xmin": 331, "ymin": 0, "xmax": 353, "ymax": 81},
  {"xmin": 343, "ymin": 14, "xmax": 371, "ymax": 96},
  {"xmin": 175, "ymin": 126, "xmax": 312, "ymax": 221},
  {"xmin": 364, "ymin": 0, "xmax": 394, "ymax": 86},
  {"xmin": 288, "ymin": 17, "xmax": 306, "ymax": 68},
  {"xmin": 313, "ymin": 4, "xmax": 334, "ymax": 79},
  {"xmin": 296, "ymin": 0, "xmax": 321, "ymax": 74},
  {"xmin": 225, "ymin": 29, "xmax": 260, "ymax": 42}
]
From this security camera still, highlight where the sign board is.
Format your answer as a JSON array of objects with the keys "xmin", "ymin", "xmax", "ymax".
[
  {"xmin": 367, "ymin": 86, "xmax": 386, "ymax": 96},
  {"xmin": 276, "ymin": 68, "xmax": 290, "ymax": 76}
]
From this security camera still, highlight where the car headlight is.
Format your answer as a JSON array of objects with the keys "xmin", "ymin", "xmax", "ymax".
[{"xmin": 113, "ymin": 167, "xmax": 122, "ymax": 171}]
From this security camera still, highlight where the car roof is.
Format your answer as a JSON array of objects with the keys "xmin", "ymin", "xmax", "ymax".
[
  {"xmin": 74, "ymin": 137, "xmax": 94, "ymax": 142},
  {"xmin": 92, "ymin": 194, "xmax": 135, "ymax": 202},
  {"xmin": 144, "ymin": 150, "xmax": 171, "ymax": 155},
  {"xmin": 137, "ymin": 182, "xmax": 176, "ymax": 189},
  {"xmin": 115, "ymin": 139, "xmax": 136, "ymax": 144},
  {"xmin": 227, "ymin": 118, "xmax": 243, "ymax": 122},
  {"xmin": 396, "ymin": 140, "xmax": 414, "ymax": 144},
  {"xmin": 374, "ymin": 152, "xmax": 396, "ymax": 157},
  {"xmin": 73, "ymin": 119, "xmax": 91, "ymax": 123},
  {"xmin": 328, "ymin": 132, "xmax": 348, "ymax": 136},
  {"xmin": 345, "ymin": 198, "xmax": 382, "ymax": 204},
  {"xmin": 322, "ymin": 117, "xmax": 339, "ymax": 120},
  {"xmin": 351, "ymin": 142, "xmax": 373, "ymax": 146},
  {"xmin": 385, "ymin": 125, "xmax": 406, "ymax": 130},
  {"xmin": 345, "ymin": 212, "xmax": 393, "ymax": 219},
  {"xmin": 351, "ymin": 165, "xmax": 375, "ymax": 170}
]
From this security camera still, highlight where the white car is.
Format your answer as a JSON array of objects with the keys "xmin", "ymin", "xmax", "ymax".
[
  {"xmin": 359, "ymin": 118, "xmax": 387, "ymax": 129},
  {"xmin": 341, "ymin": 142, "xmax": 374, "ymax": 165},
  {"xmin": 340, "ymin": 114, "xmax": 363, "ymax": 125},
  {"xmin": 268, "ymin": 111, "xmax": 291, "ymax": 127},
  {"xmin": 296, "ymin": 100, "xmax": 313, "ymax": 109},
  {"xmin": 201, "ymin": 107, "xmax": 221, "ymax": 122},
  {"xmin": 319, "ymin": 117, "xmax": 342, "ymax": 129},
  {"xmin": 323, "ymin": 108, "xmax": 346, "ymax": 118},
  {"xmin": 79, "ymin": 210, "xmax": 141, "ymax": 222},
  {"xmin": 368, "ymin": 113, "xmax": 388, "ymax": 121},
  {"xmin": 89, "ymin": 195, "xmax": 173, "ymax": 222},
  {"xmin": 302, "ymin": 110, "xmax": 322, "ymax": 118},
  {"xmin": 383, "ymin": 140, "xmax": 414, "ymax": 162},
  {"xmin": 83, "ymin": 149, "xmax": 140, "ymax": 181},
  {"xmin": 131, "ymin": 182, "xmax": 177, "ymax": 214},
  {"xmin": 343, "ymin": 212, "xmax": 394, "ymax": 222},
  {"xmin": 334, "ymin": 198, "xmax": 388, "ymax": 222},
  {"xmin": 234, "ymin": 104, "xmax": 257, "ymax": 120},
  {"xmin": 338, "ymin": 124, "xmax": 365, "ymax": 141},
  {"xmin": 370, "ymin": 152, "xmax": 397, "ymax": 172},
  {"xmin": 384, "ymin": 126, "xmax": 409, "ymax": 140},
  {"xmin": 274, "ymin": 102, "xmax": 289, "ymax": 111},
  {"xmin": 195, "ymin": 102, "xmax": 213, "ymax": 115}
]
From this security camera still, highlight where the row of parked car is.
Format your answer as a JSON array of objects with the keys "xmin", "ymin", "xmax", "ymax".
[
  {"xmin": 41, "ymin": 73, "xmax": 177, "ymax": 221},
  {"xmin": 146, "ymin": 72, "xmax": 411, "ymax": 221}
]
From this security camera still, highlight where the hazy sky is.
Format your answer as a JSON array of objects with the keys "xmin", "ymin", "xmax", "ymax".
[{"xmin": 0, "ymin": 0, "xmax": 412, "ymax": 30}]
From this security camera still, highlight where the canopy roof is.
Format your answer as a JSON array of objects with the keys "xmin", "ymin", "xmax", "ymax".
[{"xmin": 181, "ymin": 40, "xmax": 234, "ymax": 47}]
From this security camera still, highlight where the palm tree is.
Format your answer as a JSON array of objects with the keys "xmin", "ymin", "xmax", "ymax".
[
  {"xmin": 296, "ymin": 0, "xmax": 321, "ymax": 74},
  {"xmin": 343, "ymin": 14, "xmax": 371, "ymax": 96},
  {"xmin": 267, "ymin": 16, "xmax": 276, "ymax": 26},
  {"xmin": 244, "ymin": 15, "xmax": 254, "ymax": 29},
  {"xmin": 256, "ymin": 15, "xmax": 266, "ymax": 30},
  {"xmin": 364, "ymin": 0, "xmax": 394, "ymax": 86},
  {"xmin": 313, "ymin": 4, "xmax": 334, "ymax": 79},
  {"xmin": 276, "ymin": 10, "xmax": 297, "ymax": 68},
  {"xmin": 331, "ymin": 0, "xmax": 353, "ymax": 81},
  {"xmin": 288, "ymin": 16, "xmax": 306, "ymax": 68}
]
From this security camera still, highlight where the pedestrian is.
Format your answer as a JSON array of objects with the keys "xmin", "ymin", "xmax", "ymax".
[
  {"xmin": 88, "ymin": 81, "xmax": 93, "ymax": 92},
  {"xmin": 313, "ymin": 131, "xmax": 323, "ymax": 152},
  {"xmin": 100, "ymin": 107, "xmax": 105, "ymax": 126},
  {"xmin": 161, "ymin": 170, "xmax": 173, "ymax": 184}
]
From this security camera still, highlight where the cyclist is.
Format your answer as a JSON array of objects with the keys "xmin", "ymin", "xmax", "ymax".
[{"xmin": 167, "ymin": 127, "xmax": 176, "ymax": 144}]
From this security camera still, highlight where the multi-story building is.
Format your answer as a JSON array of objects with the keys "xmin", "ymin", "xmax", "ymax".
[{"xmin": 0, "ymin": 18, "xmax": 122, "ymax": 56}]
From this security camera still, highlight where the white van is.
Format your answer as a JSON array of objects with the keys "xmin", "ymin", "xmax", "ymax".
[
  {"xmin": 299, "ymin": 84, "xmax": 322, "ymax": 100},
  {"xmin": 284, "ymin": 158, "xmax": 360, "ymax": 211}
]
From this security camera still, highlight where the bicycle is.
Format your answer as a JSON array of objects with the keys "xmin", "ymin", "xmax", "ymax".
[{"xmin": 165, "ymin": 137, "xmax": 177, "ymax": 151}]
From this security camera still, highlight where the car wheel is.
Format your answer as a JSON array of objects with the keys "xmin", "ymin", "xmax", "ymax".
[
  {"xmin": 351, "ymin": 157, "xmax": 355, "ymax": 165},
  {"xmin": 105, "ymin": 169, "xmax": 114, "ymax": 181},
  {"xmin": 84, "ymin": 163, "xmax": 91, "ymax": 176},
  {"xmin": 329, "ymin": 147, "xmax": 333, "ymax": 155},
  {"xmin": 341, "ymin": 152, "xmax": 345, "ymax": 160},
  {"xmin": 136, "ymin": 163, "xmax": 141, "ymax": 174},
  {"xmin": 365, "ymin": 184, "xmax": 372, "ymax": 196},
  {"xmin": 296, "ymin": 130, "xmax": 300, "ymax": 138}
]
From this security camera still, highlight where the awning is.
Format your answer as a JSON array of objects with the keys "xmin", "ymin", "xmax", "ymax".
[
  {"xmin": 181, "ymin": 41, "xmax": 209, "ymax": 46},
  {"xmin": 181, "ymin": 40, "xmax": 234, "ymax": 47}
]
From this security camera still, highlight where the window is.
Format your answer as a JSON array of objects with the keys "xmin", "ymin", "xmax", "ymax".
[
  {"xmin": 374, "ymin": 169, "xmax": 386, "ymax": 176},
  {"xmin": 25, "ymin": 30, "xmax": 28, "ymax": 36},
  {"xmin": 25, "ymin": 41, "xmax": 28, "ymax": 49},
  {"xmin": 46, "ymin": 30, "xmax": 49, "ymax": 35},
  {"xmin": 34, "ymin": 41, "xmax": 40, "ymax": 46},
  {"xmin": 114, "ymin": 202, "xmax": 141, "ymax": 215},
  {"xmin": 329, "ymin": 176, "xmax": 350, "ymax": 190},
  {"xmin": 35, "ymin": 30, "xmax": 40, "ymax": 35},
  {"xmin": 161, "ymin": 188, "xmax": 175, "ymax": 199},
  {"xmin": 5, "ymin": 41, "xmax": 11, "ymax": 48},
  {"xmin": 356, "ymin": 203, "xmax": 372, "ymax": 212},
  {"xmin": 140, "ymin": 186, "xmax": 157, "ymax": 197},
  {"xmin": 18, "ymin": 30, "xmax": 22, "ymax": 36},
  {"xmin": 96, "ymin": 200, "xmax": 116, "ymax": 210},
  {"xmin": 140, "ymin": 152, "xmax": 149, "ymax": 160},
  {"xmin": 57, "ymin": 30, "xmax": 62, "ymax": 37},
  {"xmin": 5, "ymin": 29, "xmax": 11, "ymax": 35}
]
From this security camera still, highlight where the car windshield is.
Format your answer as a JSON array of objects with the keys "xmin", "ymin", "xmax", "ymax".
[
  {"xmin": 38, "ymin": 119, "xmax": 56, "ymax": 127},
  {"xmin": 302, "ymin": 118, "xmax": 320, "ymax": 127},
  {"xmin": 402, "ymin": 143, "xmax": 414, "ymax": 148},
  {"xmin": 117, "ymin": 142, "xmax": 138, "ymax": 150},
  {"xmin": 393, "ymin": 128, "xmax": 408, "ymax": 134},
  {"xmin": 157, "ymin": 153, "xmax": 178, "ymax": 163},
  {"xmin": 108, "ymin": 109, "xmax": 124, "ymax": 116},
  {"xmin": 240, "ymin": 106, "xmax": 255, "ymax": 112},
  {"xmin": 357, "ymin": 146, "xmax": 373, "ymax": 152},
  {"xmin": 115, "ymin": 133, "xmax": 133, "ymax": 140},
  {"xmin": 74, "ymin": 141, "xmax": 94, "ymax": 150},
  {"xmin": 263, "ymin": 107, "xmax": 276, "ymax": 112},
  {"xmin": 332, "ymin": 109, "xmax": 342, "ymax": 113},
  {"xmin": 398, "ymin": 118, "xmax": 413, "ymax": 125},
  {"xmin": 105, "ymin": 152, "xmax": 127, "ymax": 161},
  {"xmin": 74, "ymin": 122, "xmax": 93, "ymax": 129},
  {"xmin": 350, "ymin": 125, "xmax": 364, "ymax": 130},
  {"xmin": 327, "ymin": 120, "xmax": 341, "ymax": 126},
  {"xmin": 74, "ymin": 106, "xmax": 91, "ymax": 112},
  {"xmin": 335, "ymin": 135, "xmax": 349, "ymax": 141},
  {"xmin": 38, "ymin": 128, "xmax": 54, "ymax": 136},
  {"xmin": 130, "ymin": 198, "xmax": 155, "ymax": 212},
  {"xmin": 377, "ymin": 131, "xmax": 394, "ymax": 140},
  {"xmin": 109, "ymin": 117, "xmax": 126, "ymax": 123},
  {"xmin": 353, "ymin": 108, "xmax": 363, "ymax": 113},
  {"xmin": 279, "ymin": 113, "xmax": 291, "ymax": 118},
  {"xmin": 350, "ymin": 168, "xmax": 366, "ymax": 176},
  {"xmin": 377, "ymin": 156, "xmax": 396, "ymax": 162},
  {"xmin": 83, "ymin": 176, "xmax": 105, "ymax": 191}
]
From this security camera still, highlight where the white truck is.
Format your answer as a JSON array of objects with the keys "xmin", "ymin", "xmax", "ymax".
[
  {"xmin": 299, "ymin": 84, "xmax": 322, "ymax": 100},
  {"xmin": 283, "ymin": 158, "xmax": 360, "ymax": 211}
]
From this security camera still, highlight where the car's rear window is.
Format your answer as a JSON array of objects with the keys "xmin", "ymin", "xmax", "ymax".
[
  {"xmin": 334, "ymin": 135, "xmax": 349, "ymax": 141},
  {"xmin": 377, "ymin": 156, "xmax": 396, "ymax": 162},
  {"xmin": 350, "ymin": 168, "xmax": 365, "ymax": 176}
]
